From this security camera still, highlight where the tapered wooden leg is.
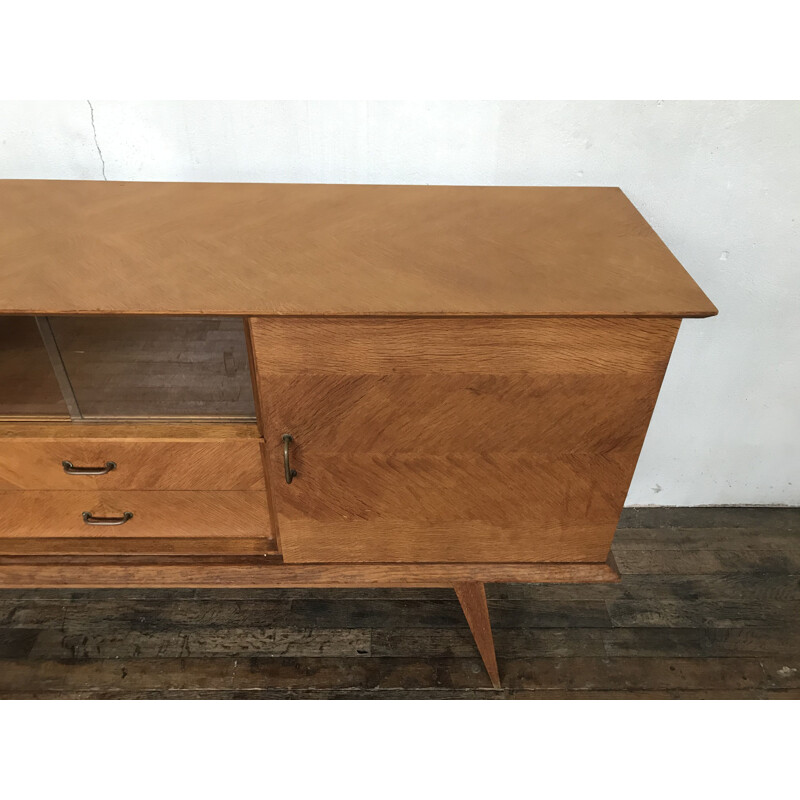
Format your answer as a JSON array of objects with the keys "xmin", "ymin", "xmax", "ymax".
[{"xmin": 454, "ymin": 581, "xmax": 501, "ymax": 689}]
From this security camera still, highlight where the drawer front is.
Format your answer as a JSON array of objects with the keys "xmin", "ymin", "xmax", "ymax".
[
  {"xmin": 0, "ymin": 439, "xmax": 266, "ymax": 490},
  {"xmin": 0, "ymin": 491, "xmax": 270, "ymax": 537},
  {"xmin": 251, "ymin": 317, "xmax": 680, "ymax": 563}
]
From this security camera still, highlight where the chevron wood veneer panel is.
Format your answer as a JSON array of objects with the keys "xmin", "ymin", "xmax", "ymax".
[{"xmin": 251, "ymin": 317, "xmax": 680, "ymax": 563}]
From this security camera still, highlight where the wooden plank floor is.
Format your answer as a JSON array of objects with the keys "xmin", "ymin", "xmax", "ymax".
[{"xmin": 1, "ymin": 508, "xmax": 798, "ymax": 699}]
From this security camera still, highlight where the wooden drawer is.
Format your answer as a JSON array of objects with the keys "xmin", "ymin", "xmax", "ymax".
[
  {"xmin": 0, "ymin": 491, "xmax": 271, "ymax": 538},
  {"xmin": 0, "ymin": 427, "xmax": 266, "ymax": 490}
]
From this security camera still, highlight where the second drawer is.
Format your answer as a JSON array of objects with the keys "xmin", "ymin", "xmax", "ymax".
[
  {"xmin": 0, "ymin": 491, "xmax": 271, "ymax": 537},
  {"xmin": 0, "ymin": 438, "xmax": 266, "ymax": 490}
]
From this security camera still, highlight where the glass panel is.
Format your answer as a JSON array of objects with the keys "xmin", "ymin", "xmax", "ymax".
[
  {"xmin": 49, "ymin": 316, "xmax": 256, "ymax": 420},
  {"xmin": 0, "ymin": 316, "xmax": 70, "ymax": 418}
]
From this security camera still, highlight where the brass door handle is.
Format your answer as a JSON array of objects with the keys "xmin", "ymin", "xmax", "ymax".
[
  {"xmin": 282, "ymin": 433, "xmax": 297, "ymax": 484},
  {"xmin": 63, "ymin": 460, "xmax": 116, "ymax": 475},
  {"xmin": 82, "ymin": 511, "xmax": 133, "ymax": 526}
]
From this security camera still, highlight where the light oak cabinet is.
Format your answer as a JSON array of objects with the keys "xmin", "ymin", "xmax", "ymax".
[
  {"xmin": 0, "ymin": 181, "xmax": 716, "ymax": 687},
  {"xmin": 252, "ymin": 317, "xmax": 680, "ymax": 564}
]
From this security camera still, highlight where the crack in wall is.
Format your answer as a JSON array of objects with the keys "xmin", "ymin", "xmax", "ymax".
[{"xmin": 86, "ymin": 100, "xmax": 107, "ymax": 180}]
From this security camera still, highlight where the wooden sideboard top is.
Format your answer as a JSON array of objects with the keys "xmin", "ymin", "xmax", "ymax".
[{"xmin": 0, "ymin": 181, "xmax": 716, "ymax": 317}]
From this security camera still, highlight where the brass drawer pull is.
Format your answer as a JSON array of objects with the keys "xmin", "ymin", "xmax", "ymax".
[
  {"xmin": 82, "ymin": 510, "xmax": 133, "ymax": 526},
  {"xmin": 63, "ymin": 460, "xmax": 117, "ymax": 475},
  {"xmin": 282, "ymin": 433, "xmax": 297, "ymax": 484}
]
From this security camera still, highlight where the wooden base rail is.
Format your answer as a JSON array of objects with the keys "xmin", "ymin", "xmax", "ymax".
[
  {"xmin": 0, "ymin": 556, "xmax": 619, "ymax": 688},
  {"xmin": 0, "ymin": 555, "xmax": 619, "ymax": 588}
]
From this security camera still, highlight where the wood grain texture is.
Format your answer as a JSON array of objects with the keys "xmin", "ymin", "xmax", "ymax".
[
  {"xmin": 252, "ymin": 317, "xmax": 678, "ymax": 563},
  {"xmin": 0, "ymin": 491, "xmax": 271, "ymax": 538},
  {"xmin": 0, "ymin": 422, "xmax": 261, "ymax": 440},
  {"xmin": 0, "ymin": 556, "xmax": 620, "ymax": 588},
  {"xmin": 254, "ymin": 316, "xmax": 681, "ymax": 376},
  {"xmin": 455, "ymin": 582, "xmax": 501, "ymax": 688},
  {"xmin": 0, "ymin": 537, "xmax": 278, "ymax": 556},
  {"xmin": 276, "ymin": 517, "xmax": 619, "ymax": 564},
  {"xmin": 0, "ymin": 439, "xmax": 265, "ymax": 490},
  {"xmin": 0, "ymin": 662, "xmax": 789, "ymax": 698},
  {"xmin": 0, "ymin": 182, "xmax": 716, "ymax": 317}
]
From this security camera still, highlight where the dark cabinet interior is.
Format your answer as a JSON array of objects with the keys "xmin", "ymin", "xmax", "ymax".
[{"xmin": 0, "ymin": 315, "xmax": 256, "ymax": 422}]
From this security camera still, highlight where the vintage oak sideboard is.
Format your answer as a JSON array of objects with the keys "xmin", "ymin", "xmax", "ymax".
[{"xmin": 0, "ymin": 181, "xmax": 716, "ymax": 687}]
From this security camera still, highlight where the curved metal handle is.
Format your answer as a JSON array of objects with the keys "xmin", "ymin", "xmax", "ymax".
[
  {"xmin": 82, "ymin": 511, "xmax": 133, "ymax": 526},
  {"xmin": 63, "ymin": 460, "xmax": 116, "ymax": 476},
  {"xmin": 282, "ymin": 434, "xmax": 297, "ymax": 484}
]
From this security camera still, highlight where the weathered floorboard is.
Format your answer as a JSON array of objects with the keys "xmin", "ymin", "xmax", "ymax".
[
  {"xmin": 0, "ymin": 656, "xmax": 774, "ymax": 694},
  {"xmin": 0, "ymin": 508, "xmax": 798, "ymax": 699}
]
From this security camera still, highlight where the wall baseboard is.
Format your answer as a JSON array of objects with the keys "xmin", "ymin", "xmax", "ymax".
[{"xmin": 619, "ymin": 506, "xmax": 800, "ymax": 529}]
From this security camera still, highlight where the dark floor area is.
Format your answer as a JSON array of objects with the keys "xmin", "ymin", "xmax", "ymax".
[{"xmin": 1, "ymin": 508, "xmax": 798, "ymax": 699}]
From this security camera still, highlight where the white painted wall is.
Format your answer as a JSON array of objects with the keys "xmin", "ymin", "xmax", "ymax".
[{"xmin": 0, "ymin": 100, "xmax": 797, "ymax": 505}]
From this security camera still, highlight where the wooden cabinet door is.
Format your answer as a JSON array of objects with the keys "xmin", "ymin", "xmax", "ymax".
[{"xmin": 249, "ymin": 317, "xmax": 678, "ymax": 563}]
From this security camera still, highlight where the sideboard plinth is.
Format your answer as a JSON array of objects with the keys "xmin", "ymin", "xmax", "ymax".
[
  {"xmin": 0, "ymin": 555, "xmax": 619, "ymax": 689},
  {"xmin": 0, "ymin": 554, "xmax": 620, "ymax": 588}
]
